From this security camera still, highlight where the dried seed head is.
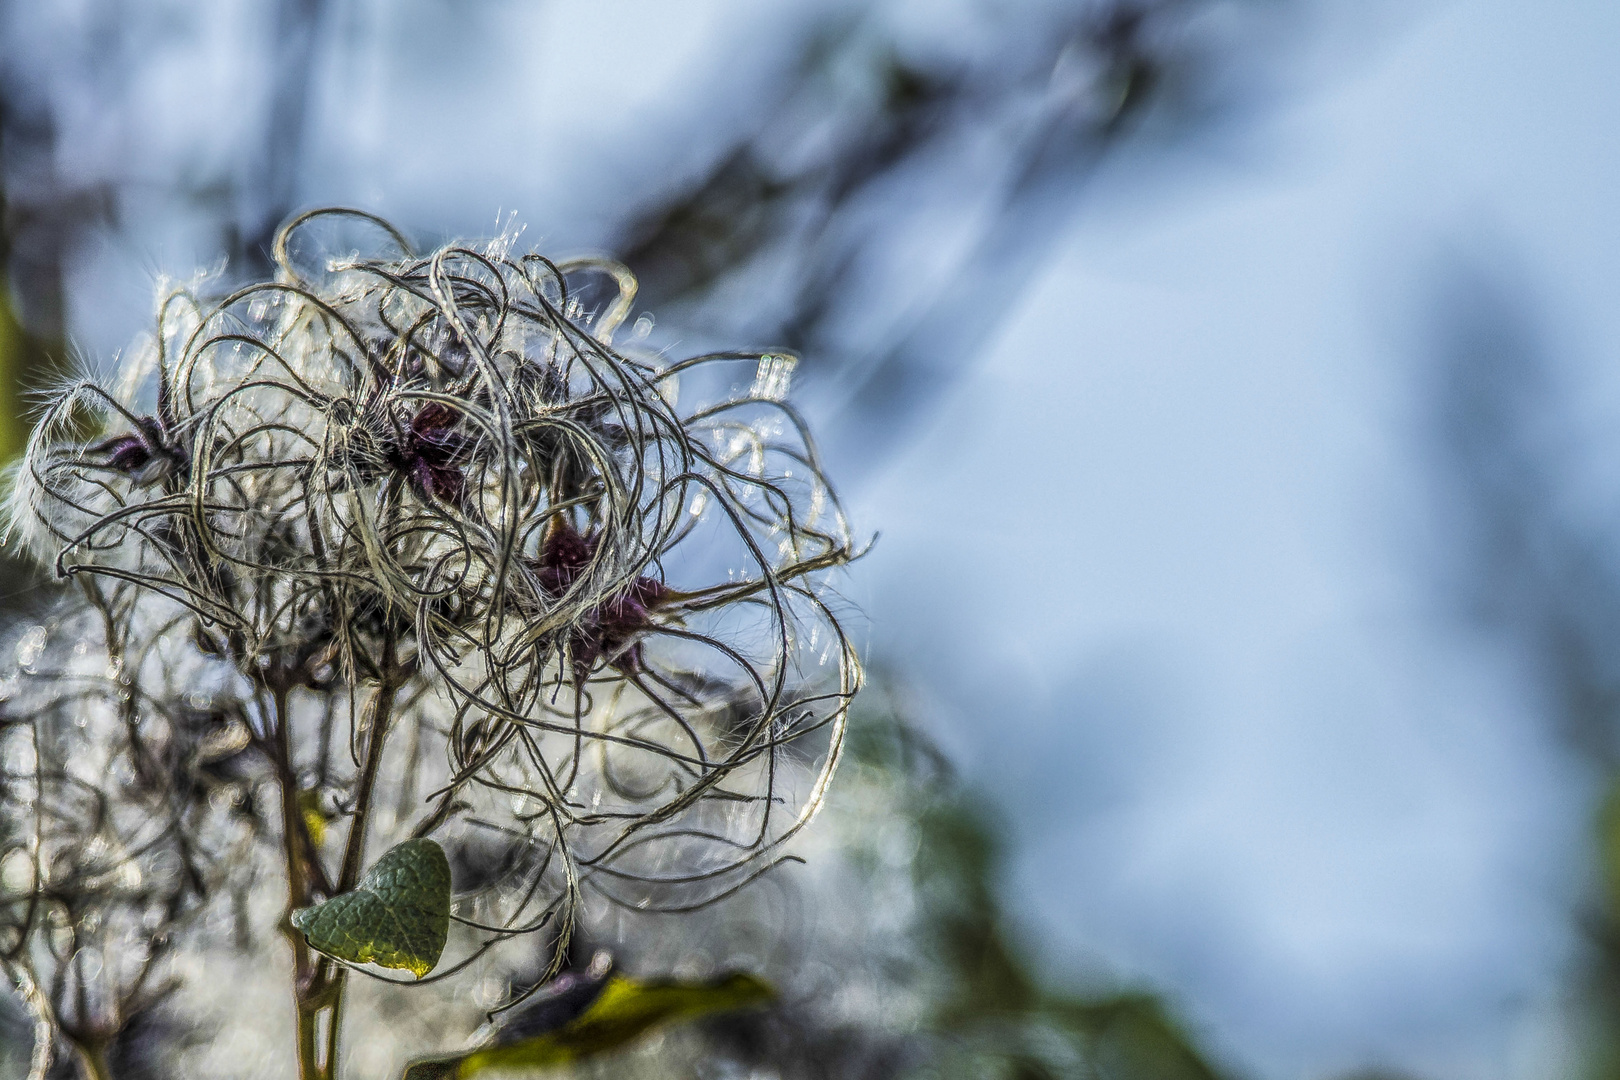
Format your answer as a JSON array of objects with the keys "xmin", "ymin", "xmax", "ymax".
[{"xmin": 5, "ymin": 209, "xmax": 865, "ymax": 1008}]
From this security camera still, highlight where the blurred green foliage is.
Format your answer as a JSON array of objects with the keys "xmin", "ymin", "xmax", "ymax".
[
  {"xmin": 0, "ymin": 275, "xmax": 29, "ymax": 460},
  {"xmin": 849, "ymin": 710, "xmax": 1229, "ymax": 1080},
  {"xmin": 403, "ymin": 973, "xmax": 773, "ymax": 1079},
  {"xmin": 1580, "ymin": 776, "xmax": 1620, "ymax": 1080}
]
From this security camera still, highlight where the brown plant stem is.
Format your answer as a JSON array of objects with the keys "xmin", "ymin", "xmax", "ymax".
[
  {"xmin": 323, "ymin": 978, "xmax": 346, "ymax": 1078},
  {"xmin": 272, "ymin": 685, "xmax": 325, "ymax": 1080},
  {"xmin": 338, "ymin": 634, "xmax": 401, "ymax": 892},
  {"xmin": 74, "ymin": 1040, "xmax": 112, "ymax": 1080},
  {"xmin": 309, "ymin": 633, "xmax": 401, "ymax": 1080}
]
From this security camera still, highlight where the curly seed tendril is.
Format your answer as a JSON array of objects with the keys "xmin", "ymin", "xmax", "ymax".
[{"xmin": 7, "ymin": 208, "xmax": 863, "ymax": 993}]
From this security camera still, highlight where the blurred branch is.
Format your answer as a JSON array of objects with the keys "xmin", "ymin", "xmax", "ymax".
[
  {"xmin": 229, "ymin": 0, "xmax": 330, "ymax": 277},
  {"xmin": 1425, "ymin": 259, "xmax": 1620, "ymax": 1078},
  {"xmin": 1426, "ymin": 263, "xmax": 1620, "ymax": 765},
  {"xmin": 613, "ymin": 1, "xmax": 1227, "ymax": 470},
  {"xmin": 0, "ymin": 51, "xmax": 111, "ymax": 461}
]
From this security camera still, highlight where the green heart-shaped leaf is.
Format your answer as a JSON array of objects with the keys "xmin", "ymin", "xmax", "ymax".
[{"xmin": 291, "ymin": 838, "xmax": 450, "ymax": 978}]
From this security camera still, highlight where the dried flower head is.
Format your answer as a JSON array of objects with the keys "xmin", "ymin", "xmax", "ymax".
[{"xmin": 3, "ymin": 209, "xmax": 862, "ymax": 1077}]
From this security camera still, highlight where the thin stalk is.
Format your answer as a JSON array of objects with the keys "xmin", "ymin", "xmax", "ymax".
[
  {"xmin": 313, "ymin": 632, "xmax": 400, "ymax": 1080},
  {"xmin": 338, "ymin": 634, "xmax": 401, "ymax": 892},
  {"xmin": 323, "ymin": 978, "xmax": 346, "ymax": 1078},
  {"xmin": 272, "ymin": 686, "xmax": 323, "ymax": 1080},
  {"xmin": 74, "ymin": 1041, "xmax": 112, "ymax": 1080}
]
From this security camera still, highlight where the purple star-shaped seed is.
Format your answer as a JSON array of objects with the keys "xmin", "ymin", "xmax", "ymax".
[
  {"xmin": 88, "ymin": 417, "xmax": 178, "ymax": 486},
  {"xmin": 97, "ymin": 434, "xmax": 154, "ymax": 472},
  {"xmin": 535, "ymin": 517, "xmax": 669, "ymax": 681},
  {"xmin": 394, "ymin": 402, "xmax": 472, "ymax": 505}
]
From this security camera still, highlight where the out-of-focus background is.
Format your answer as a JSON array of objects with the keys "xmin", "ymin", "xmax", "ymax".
[{"xmin": 4, "ymin": 1, "xmax": 1620, "ymax": 1077}]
